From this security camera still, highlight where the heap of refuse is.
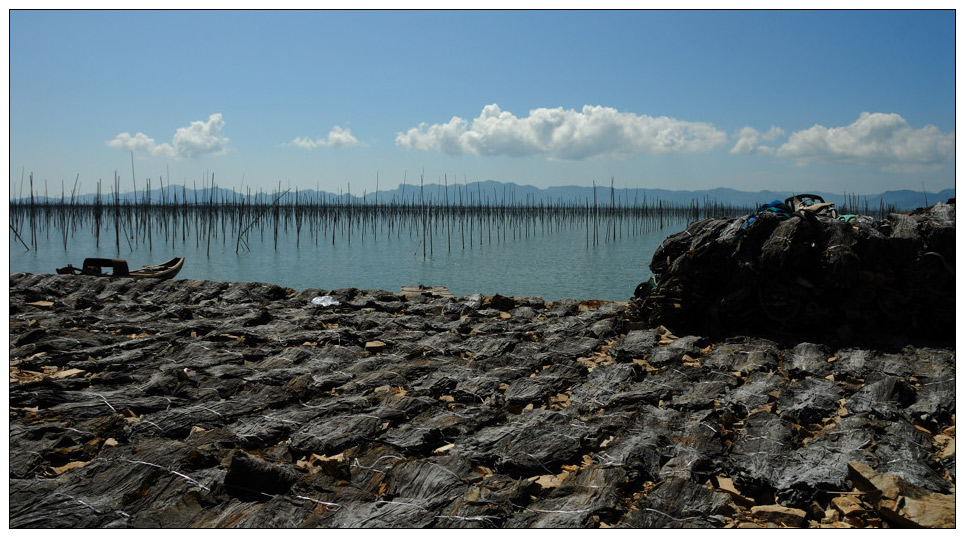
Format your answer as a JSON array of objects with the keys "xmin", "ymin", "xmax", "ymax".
[{"xmin": 631, "ymin": 196, "xmax": 955, "ymax": 345}]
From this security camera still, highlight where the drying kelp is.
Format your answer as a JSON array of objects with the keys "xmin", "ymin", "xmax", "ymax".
[
  {"xmin": 632, "ymin": 200, "xmax": 955, "ymax": 345},
  {"xmin": 8, "ymin": 274, "xmax": 956, "ymax": 528}
]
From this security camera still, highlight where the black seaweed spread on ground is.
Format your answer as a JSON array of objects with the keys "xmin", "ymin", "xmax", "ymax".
[{"xmin": 9, "ymin": 274, "xmax": 955, "ymax": 528}]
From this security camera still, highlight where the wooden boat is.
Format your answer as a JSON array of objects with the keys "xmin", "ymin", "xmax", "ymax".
[
  {"xmin": 56, "ymin": 257, "xmax": 185, "ymax": 280},
  {"xmin": 400, "ymin": 285, "xmax": 454, "ymax": 298}
]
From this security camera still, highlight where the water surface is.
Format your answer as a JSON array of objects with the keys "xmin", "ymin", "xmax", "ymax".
[{"xmin": 9, "ymin": 212, "xmax": 693, "ymax": 301}]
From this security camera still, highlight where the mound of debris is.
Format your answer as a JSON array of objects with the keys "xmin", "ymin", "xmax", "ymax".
[{"xmin": 632, "ymin": 196, "xmax": 955, "ymax": 345}]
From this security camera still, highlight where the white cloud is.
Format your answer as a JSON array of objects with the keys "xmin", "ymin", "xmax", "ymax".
[
  {"xmin": 289, "ymin": 126, "xmax": 360, "ymax": 149},
  {"xmin": 106, "ymin": 132, "xmax": 174, "ymax": 156},
  {"xmin": 395, "ymin": 104, "xmax": 728, "ymax": 160},
  {"xmin": 171, "ymin": 113, "xmax": 229, "ymax": 157},
  {"xmin": 730, "ymin": 126, "xmax": 785, "ymax": 155},
  {"xmin": 775, "ymin": 112, "xmax": 954, "ymax": 170},
  {"xmin": 106, "ymin": 113, "xmax": 229, "ymax": 159}
]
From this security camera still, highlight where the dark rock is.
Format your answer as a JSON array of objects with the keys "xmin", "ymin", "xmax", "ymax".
[
  {"xmin": 722, "ymin": 372, "xmax": 783, "ymax": 418},
  {"xmin": 508, "ymin": 306, "xmax": 537, "ymax": 319},
  {"xmin": 8, "ymin": 274, "xmax": 955, "ymax": 529},
  {"xmin": 773, "ymin": 414, "xmax": 877, "ymax": 507},
  {"xmin": 508, "ymin": 465, "xmax": 625, "ymax": 528},
  {"xmin": 609, "ymin": 329, "xmax": 658, "ymax": 362},
  {"xmin": 569, "ymin": 363, "xmax": 638, "ymax": 412},
  {"xmin": 730, "ymin": 411, "xmax": 796, "ymax": 501},
  {"xmin": 380, "ymin": 412, "xmax": 452, "ymax": 454},
  {"xmin": 607, "ymin": 368, "xmax": 691, "ymax": 409},
  {"xmin": 624, "ymin": 476, "xmax": 733, "ymax": 528},
  {"xmin": 459, "ymin": 409, "xmax": 592, "ymax": 476},
  {"xmin": 385, "ymin": 455, "xmax": 476, "ymax": 508},
  {"xmin": 547, "ymin": 299, "xmax": 579, "ymax": 317},
  {"xmin": 846, "ymin": 376, "xmax": 914, "ymax": 419},
  {"xmin": 777, "ymin": 377, "xmax": 841, "ymax": 425},
  {"xmin": 224, "ymin": 449, "xmax": 299, "ymax": 499},
  {"xmin": 289, "ymin": 415, "xmax": 384, "ymax": 456},
  {"xmin": 785, "ymin": 342, "xmax": 832, "ymax": 377},
  {"xmin": 504, "ymin": 367, "xmax": 572, "ymax": 408},
  {"xmin": 873, "ymin": 419, "xmax": 951, "ymax": 493},
  {"xmin": 703, "ymin": 337, "xmax": 780, "ymax": 374},
  {"xmin": 488, "ymin": 293, "xmax": 517, "ymax": 311}
]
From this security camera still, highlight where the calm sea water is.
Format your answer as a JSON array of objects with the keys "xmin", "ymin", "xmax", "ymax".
[{"xmin": 8, "ymin": 216, "xmax": 691, "ymax": 302}]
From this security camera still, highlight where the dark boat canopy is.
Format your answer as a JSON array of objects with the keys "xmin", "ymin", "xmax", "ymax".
[{"xmin": 57, "ymin": 257, "xmax": 184, "ymax": 280}]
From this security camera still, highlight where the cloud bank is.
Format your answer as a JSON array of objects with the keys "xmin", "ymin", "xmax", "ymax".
[
  {"xmin": 733, "ymin": 112, "xmax": 953, "ymax": 171},
  {"xmin": 289, "ymin": 126, "xmax": 360, "ymax": 149},
  {"xmin": 107, "ymin": 113, "xmax": 229, "ymax": 159},
  {"xmin": 730, "ymin": 126, "xmax": 785, "ymax": 155},
  {"xmin": 104, "ymin": 108, "xmax": 952, "ymax": 177},
  {"xmin": 395, "ymin": 104, "xmax": 728, "ymax": 160}
]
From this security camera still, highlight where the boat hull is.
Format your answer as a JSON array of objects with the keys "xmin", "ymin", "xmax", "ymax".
[{"xmin": 56, "ymin": 257, "xmax": 185, "ymax": 280}]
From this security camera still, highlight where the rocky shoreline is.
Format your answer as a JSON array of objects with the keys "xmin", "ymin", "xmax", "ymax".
[{"xmin": 8, "ymin": 273, "xmax": 955, "ymax": 528}]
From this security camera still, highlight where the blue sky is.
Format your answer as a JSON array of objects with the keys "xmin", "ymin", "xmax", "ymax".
[{"xmin": 8, "ymin": 9, "xmax": 957, "ymax": 197}]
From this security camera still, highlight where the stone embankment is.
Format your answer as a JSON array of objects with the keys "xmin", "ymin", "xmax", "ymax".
[{"xmin": 8, "ymin": 273, "xmax": 955, "ymax": 528}]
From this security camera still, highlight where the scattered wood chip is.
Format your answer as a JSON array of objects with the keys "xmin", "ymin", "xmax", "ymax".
[
  {"xmin": 474, "ymin": 466, "xmax": 493, "ymax": 478},
  {"xmin": 837, "ymin": 399, "xmax": 849, "ymax": 417},
  {"xmin": 312, "ymin": 452, "xmax": 345, "ymax": 463},
  {"xmin": 750, "ymin": 504, "xmax": 807, "ymax": 527},
  {"xmin": 577, "ymin": 357, "xmax": 598, "ymax": 370},
  {"xmin": 50, "ymin": 368, "xmax": 86, "ymax": 379},
  {"xmin": 935, "ymin": 434, "xmax": 955, "ymax": 459},
  {"xmin": 682, "ymin": 354, "xmax": 701, "ymax": 367},
  {"xmin": 365, "ymin": 340, "xmax": 387, "ymax": 353},
  {"xmin": 47, "ymin": 461, "xmax": 87, "ymax": 476},
  {"xmin": 831, "ymin": 495, "xmax": 867, "ymax": 518},
  {"xmin": 11, "ymin": 370, "xmax": 44, "ymax": 383},
  {"xmin": 548, "ymin": 392, "xmax": 571, "ymax": 409},
  {"xmin": 530, "ymin": 471, "xmax": 569, "ymax": 489},
  {"xmin": 433, "ymin": 443, "xmax": 455, "ymax": 455}
]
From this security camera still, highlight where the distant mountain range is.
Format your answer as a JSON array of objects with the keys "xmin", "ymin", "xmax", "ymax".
[{"xmin": 10, "ymin": 180, "xmax": 954, "ymax": 213}]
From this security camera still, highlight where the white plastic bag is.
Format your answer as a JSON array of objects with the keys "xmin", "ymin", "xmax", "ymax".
[{"xmin": 311, "ymin": 296, "xmax": 340, "ymax": 307}]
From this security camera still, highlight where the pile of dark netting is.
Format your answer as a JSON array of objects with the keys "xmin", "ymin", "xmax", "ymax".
[{"xmin": 631, "ymin": 198, "xmax": 955, "ymax": 346}]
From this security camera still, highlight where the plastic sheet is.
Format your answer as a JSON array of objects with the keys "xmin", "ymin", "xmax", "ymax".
[{"xmin": 311, "ymin": 295, "xmax": 340, "ymax": 307}]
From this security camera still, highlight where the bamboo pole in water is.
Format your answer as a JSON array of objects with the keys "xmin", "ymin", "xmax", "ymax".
[
  {"xmin": 13, "ymin": 175, "xmax": 777, "ymax": 276},
  {"xmin": 113, "ymin": 172, "xmax": 121, "ymax": 255}
]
